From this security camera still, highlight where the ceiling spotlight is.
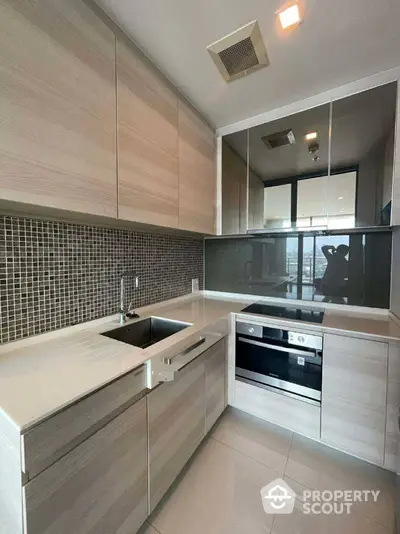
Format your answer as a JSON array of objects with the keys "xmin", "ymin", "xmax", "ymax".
[
  {"xmin": 305, "ymin": 132, "xmax": 318, "ymax": 141},
  {"xmin": 338, "ymin": 196, "xmax": 344, "ymax": 200},
  {"xmin": 278, "ymin": 3, "xmax": 302, "ymax": 30}
]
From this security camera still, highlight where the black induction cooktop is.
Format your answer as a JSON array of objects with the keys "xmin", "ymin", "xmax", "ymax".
[{"xmin": 241, "ymin": 303, "xmax": 325, "ymax": 324}]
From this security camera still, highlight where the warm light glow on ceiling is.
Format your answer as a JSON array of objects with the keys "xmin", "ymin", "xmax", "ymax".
[
  {"xmin": 278, "ymin": 4, "xmax": 301, "ymax": 30},
  {"xmin": 305, "ymin": 132, "xmax": 318, "ymax": 141}
]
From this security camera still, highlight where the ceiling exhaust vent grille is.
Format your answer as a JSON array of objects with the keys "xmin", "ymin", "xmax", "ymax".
[
  {"xmin": 207, "ymin": 21, "xmax": 269, "ymax": 82},
  {"xmin": 262, "ymin": 129, "xmax": 296, "ymax": 149}
]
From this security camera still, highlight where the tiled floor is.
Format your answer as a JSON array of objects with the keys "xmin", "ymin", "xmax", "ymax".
[{"xmin": 140, "ymin": 407, "xmax": 397, "ymax": 534}]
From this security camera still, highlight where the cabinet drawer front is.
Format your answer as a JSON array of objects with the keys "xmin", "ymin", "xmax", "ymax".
[
  {"xmin": 148, "ymin": 358, "xmax": 206, "ymax": 512},
  {"xmin": 323, "ymin": 334, "xmax": 388, "ymax": 410},
  {"xmin": 22, "ymin": 366, "xmax": 146, "ymax": 479},
  {"xmin": 321, "ymin": 396, "xmax": 385, "ymax": 465},
  {"xmin": 23, "ymin": 398, "xmax": 148, "ymax": 534},
  {"xmin": 233, "ymin": 380, "xmax": 321, "ymax": 440}
]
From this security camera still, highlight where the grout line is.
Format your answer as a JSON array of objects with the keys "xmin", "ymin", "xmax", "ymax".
[
  {"xmin": 283, "ymin": 432, "xmax": 295, "ymax": 476},
  {"xmin": 210, "ymin": 433, "xmax": 288, "ymax": 475},
  {"xmin": 145, "ymin": 520, "xmax": 162, "ymax": 533}
]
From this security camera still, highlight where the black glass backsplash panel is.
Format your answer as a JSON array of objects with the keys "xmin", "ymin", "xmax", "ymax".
[{"xmin": 205, "ymin": 232, "xmax": 392, "ymax": 309}]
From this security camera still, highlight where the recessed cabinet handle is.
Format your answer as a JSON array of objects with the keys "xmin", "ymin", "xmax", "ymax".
[{"xmin": 162, "ymin": 337, "xmax": 206, "ymax": 365}]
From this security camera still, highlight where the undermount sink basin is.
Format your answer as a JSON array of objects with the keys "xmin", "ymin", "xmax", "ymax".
[{"xmin": 101, "ymin": 316, "xmax": 191, "ymax": 349}]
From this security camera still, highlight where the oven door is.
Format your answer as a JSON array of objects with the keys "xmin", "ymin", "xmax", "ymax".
[{"xmin": 236, "ymin": 335, "xmax": 322, "ymax": 402}]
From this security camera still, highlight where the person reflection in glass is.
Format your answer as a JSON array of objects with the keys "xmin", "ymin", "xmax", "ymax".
[{"xmin": 321, "ymin": 244, "xmax": 349, "ymax": 303}]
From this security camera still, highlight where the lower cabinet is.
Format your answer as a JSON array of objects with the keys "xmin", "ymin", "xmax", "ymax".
[
  {"xmin": 385, "ymin": 342, "xmax": 400, "ymax": 470},
  {"xmin": 321, "ymin": 333, "xmax": 388, "ymax": 465},
  {"xmin": 233, "ymin": 379, "xmax": 321, "ymax": 440},
  {"xmin": 205, "ymin": 338, "xmax": 226, "ymax": 432},
  {"xmin": 147, "ymin": 354, "xmax": 206, "ymax": 513},
  {"xmin": 147, "ymin": 338, "xmax": 226, "ymax": 513},
  {"xmin": 23, "ymin": 398, "xmax": 148, "ymax": 534}
]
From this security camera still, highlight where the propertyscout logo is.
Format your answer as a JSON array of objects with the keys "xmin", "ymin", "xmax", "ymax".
[{"xmin": 261, "ymin": 478, "xmax": 380, "ymax": 516}]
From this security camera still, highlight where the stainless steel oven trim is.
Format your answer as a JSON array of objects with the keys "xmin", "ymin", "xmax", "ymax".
[
  {"xmin": 236, "ymin": 367, "xmax": 321, "ymax": 402},
  {"xmin": 236, "ymin": 375, "xmax": 321, "ymax": 407},
  {"xmin": 237, "ymin": 336, "xmax": 319, "ymax": 358}
]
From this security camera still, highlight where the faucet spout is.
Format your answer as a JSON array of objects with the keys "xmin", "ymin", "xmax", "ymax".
[{"xmin": 120, "ymin": 271, "xmax": 139, "ymax": 324}]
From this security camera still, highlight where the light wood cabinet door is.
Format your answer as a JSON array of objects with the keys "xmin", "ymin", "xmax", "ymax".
[
  {"xmin": 322, "ymin": 334, "xmax": 388, "ymax": 410},
  {"xmin": 0, "ymin": 0, "xmax": 117, "ymax": 217},
  {"xmin": 204, "ymin": 339, "xmax": 226, "ymax": 432},
  {"xmin": 322, "ymin": 396, "xmax": 385, "ymax": 465},
  {"xmin": 117, "ymin": 38, "xmax": 179, "ymax": 228},
  {"xmin": 23, "ymin": 398, "xmax": 148, "ymax": 534},
  {"xmin": 234, "ymin": 379, "xmax": 321, "ymax": 440},
  {"xmin": 178, "ymin": 101, "xmax": 216, "ymax": 234},
  {"xmin": 384, "ymin": 341, "xmax": 400, "ymax": 471},
  {"xmin": 321, "ymin": 334, "xmax": 388, "ymax": 464},
  {"xmin": 148, "ymin": 356, "xmax": 206, "ymax": 512}
]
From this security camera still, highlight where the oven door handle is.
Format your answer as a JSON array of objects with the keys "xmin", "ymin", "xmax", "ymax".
[{"xmin": 238, "ymin": 337, "xmax": 318, "ymax": 358}]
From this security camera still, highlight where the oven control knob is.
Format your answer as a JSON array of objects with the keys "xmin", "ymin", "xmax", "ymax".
[{"xmin": 298, "ymin": 336, "xmax": 305, "ymax": 344}]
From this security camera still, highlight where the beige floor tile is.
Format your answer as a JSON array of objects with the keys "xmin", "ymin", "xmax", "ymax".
[
  {"xmin": 285, "ymin": 434, "xmax": 396, "ymax": 530},
  {"xmin": 271, "ymin": 507, "xmax": 390, "ymax": 534},
  {"xmin": 149, "ymin": 437, "xmax": 274, "ymax": 534},
  {"xmin": 211, "ymin": 407, "xmax": 293, "ymax": 475},
  {"xmin": 137, "ymin": 521, "xmax": 160, "ymax": 534},
  {"xmin": 286, "ymin": 434, "xmax": 395, "ymax": 494}
]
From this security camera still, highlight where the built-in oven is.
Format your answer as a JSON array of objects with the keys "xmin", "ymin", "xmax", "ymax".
[{"xmin": 235, "ymin": 320, "xmax": 323, "ymax": 403}]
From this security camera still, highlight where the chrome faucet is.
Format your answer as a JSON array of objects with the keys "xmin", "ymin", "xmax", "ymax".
[{"xmin": 120, "ymin": 271, "xmax": 139, "ymax": 325}]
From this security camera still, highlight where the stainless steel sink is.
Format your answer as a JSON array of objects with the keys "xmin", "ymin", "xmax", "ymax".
[{"xmin": 101, "ymin": 316, "xmax": 191, "ymax": 349}]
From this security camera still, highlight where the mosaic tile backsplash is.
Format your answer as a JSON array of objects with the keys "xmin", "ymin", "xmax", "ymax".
[{"xmin": 0, "ymin": 215, "xmax": 204, "ymax": 344}]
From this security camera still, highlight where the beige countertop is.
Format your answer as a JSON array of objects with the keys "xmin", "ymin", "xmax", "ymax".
[{"xmin": 1, "ymin": 291, "xmax": 399, "ymax": 432}]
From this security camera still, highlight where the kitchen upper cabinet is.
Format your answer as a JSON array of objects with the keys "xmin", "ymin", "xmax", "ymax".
[
  {"xmin": 147, "ymin": 354, "xmax": 206, "ymax": 512},
  {"xmin": 248, "ymin": 103, "xmax": 331, "ymax": 231},
  {"xmin": 23, "ymin": 398, "xmax": 148, "ymax": 534},
  {"xmin": 331, "ymin": 82, "xmax": 397, "ymax": 227},
  {"xmin": 220, "ymin": 81, "xmax": 398, "ymax": 233},
  {"xmin": 0, "ymin": 0, "xmax": 117, "ymax": 218},
  {"xmin": 248, "ymin": 169, "xmax": 265, "ymax": 231},
  {"xmin": 178, "ymin": 101, "xmax": 216, "ymax": 234},
  {"xmin": 321, "ymin": 333, "xmax": 388, "ymax": 464},
  {"xmin": 116, "ymin": 38, "xmax": 179, "ymax": 228},
  {"xmin": 221, "ymin": 135, "xmax": 247, "ymax": 235}
]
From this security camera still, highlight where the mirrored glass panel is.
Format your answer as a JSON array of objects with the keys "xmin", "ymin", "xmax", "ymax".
[
  {"xmin": 331, "ymin": 81, "xmax": 397, "ymax": 227},
  {"xmin": 221, "ymin": 130, "xmax": 248, "ymax": 235},
  {"xmin": 264, "ymin": 184, "xmax": 291, "ymax": 228},
  {"xmin": 248, "ymin": 103, "xmax": 330, "ymax": 230}
]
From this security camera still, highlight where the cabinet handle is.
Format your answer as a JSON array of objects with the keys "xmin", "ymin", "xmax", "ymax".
[{"xmin": 162, "ymin": 337, "xmax": 206, "ymax": 365}]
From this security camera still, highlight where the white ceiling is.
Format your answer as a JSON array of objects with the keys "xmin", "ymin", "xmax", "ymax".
[{"xmin": 95, "ymin": 0, "xmax": 400, "ymax": 128}]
